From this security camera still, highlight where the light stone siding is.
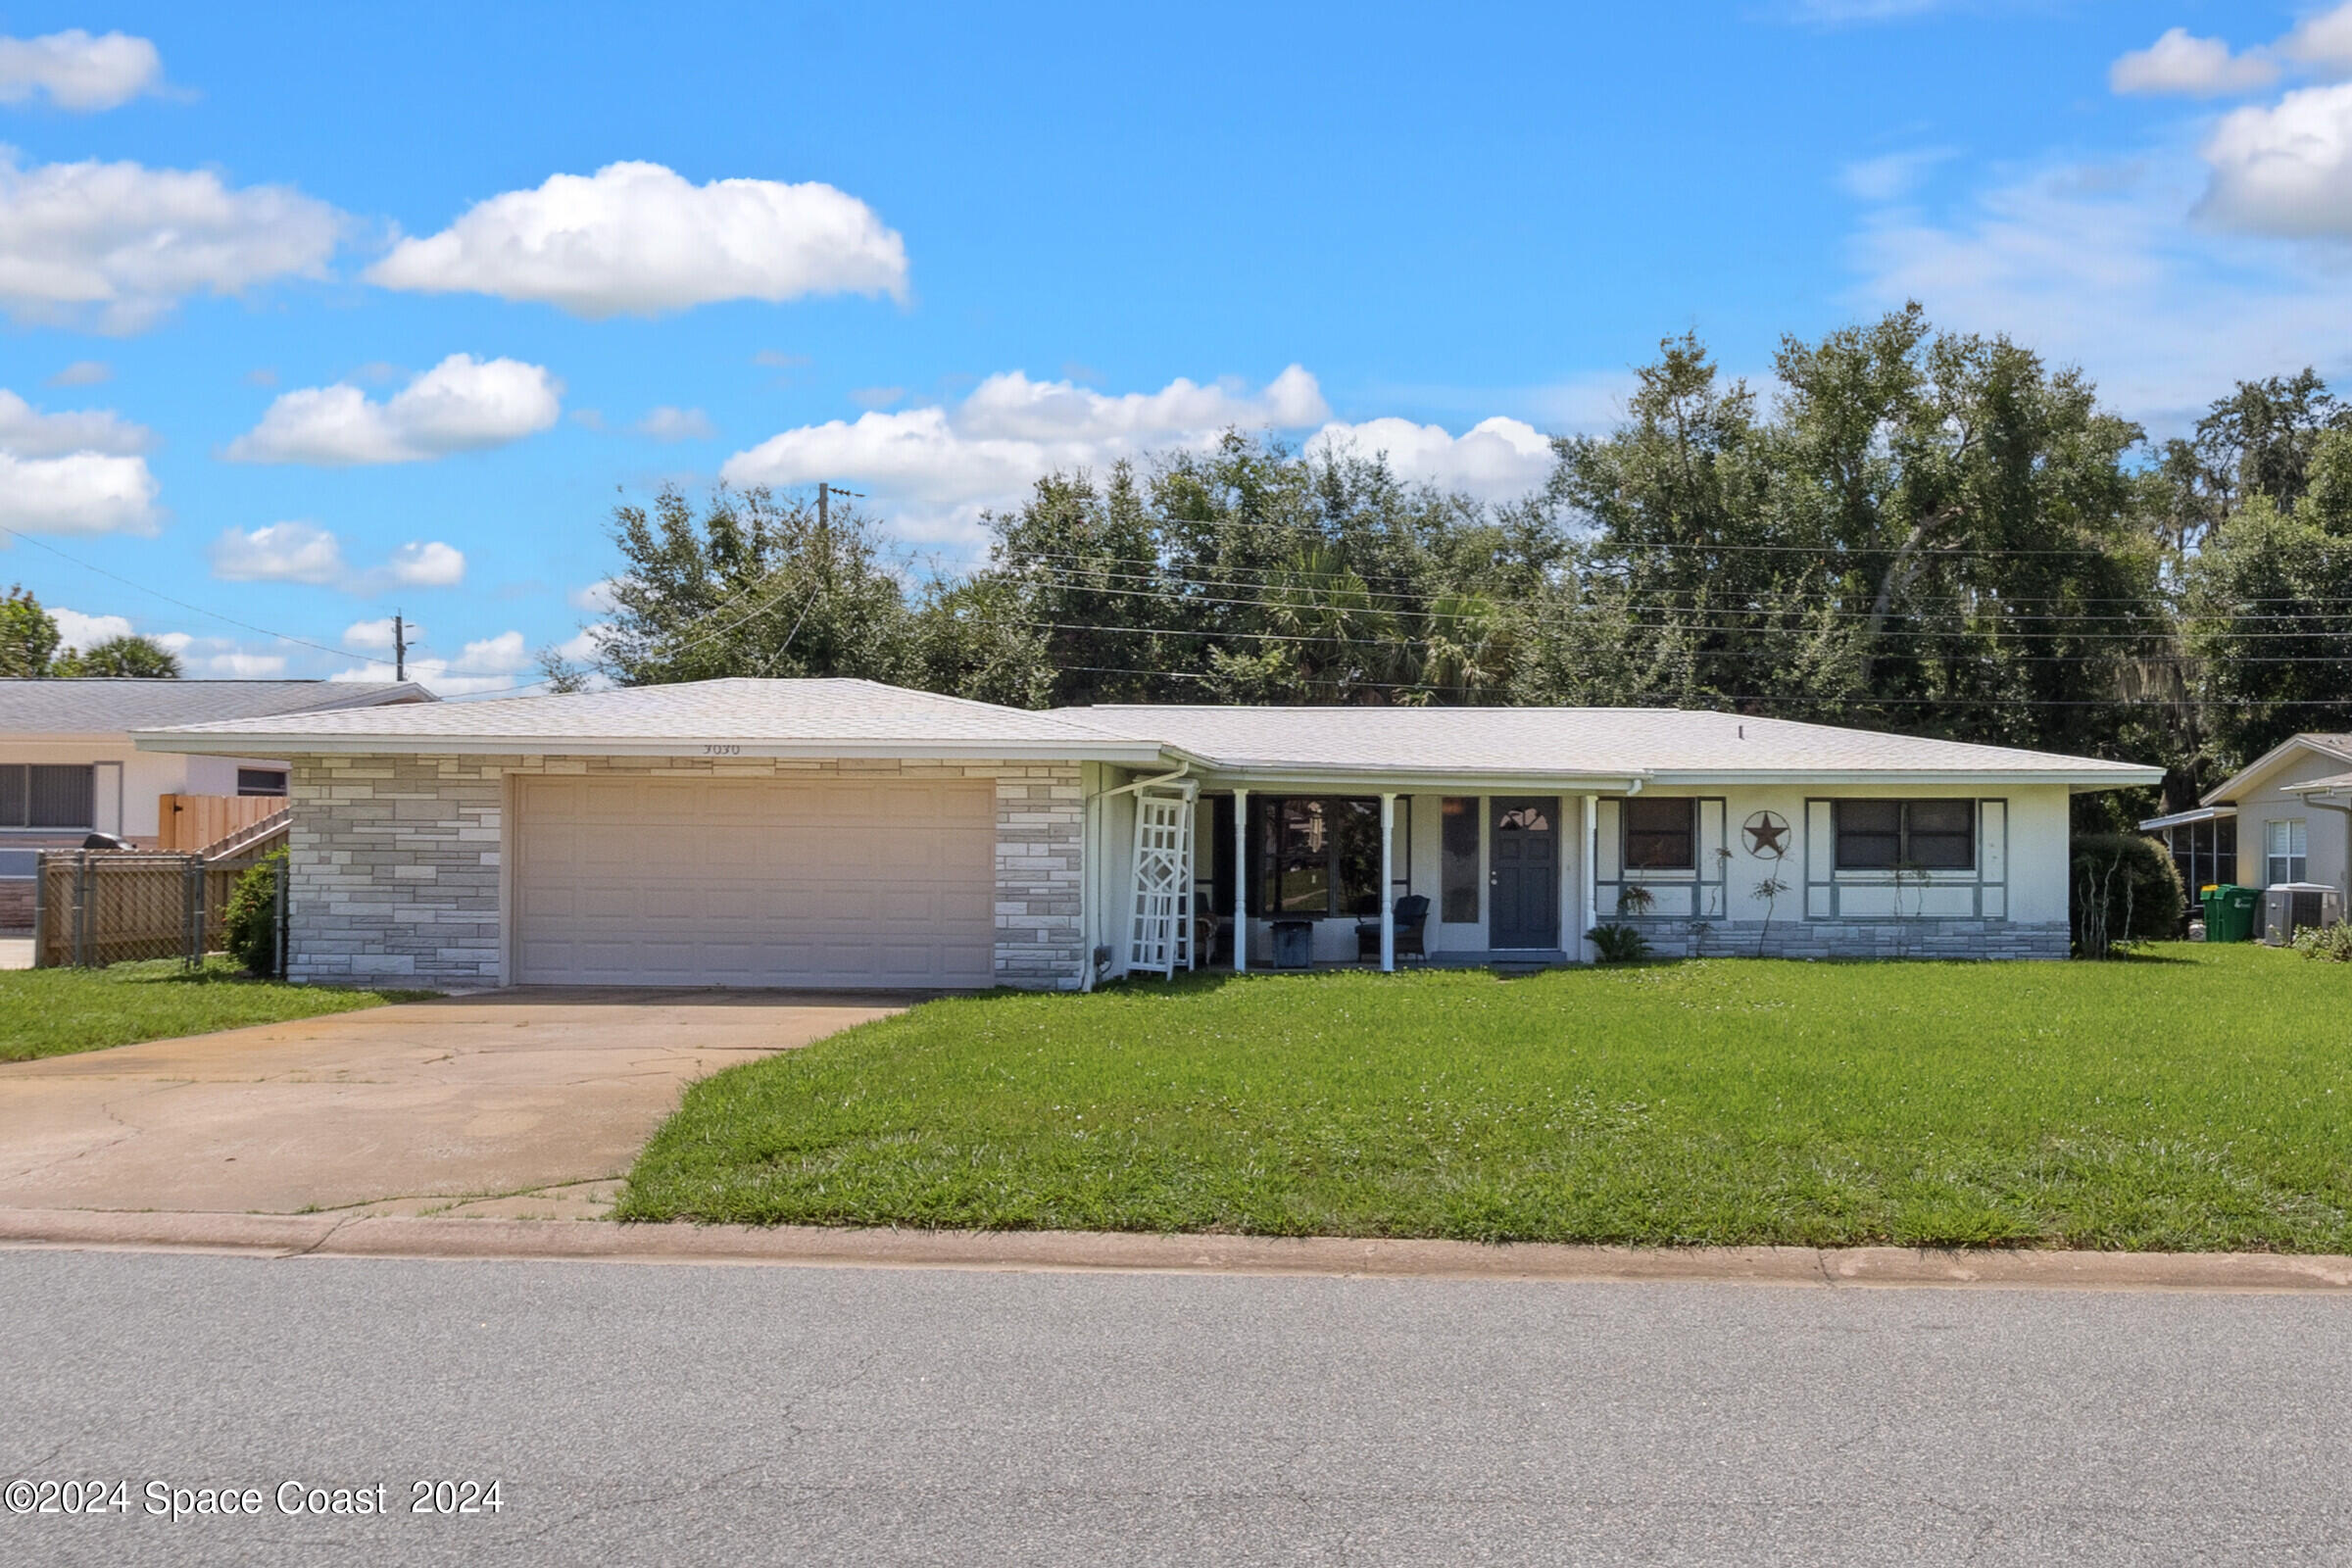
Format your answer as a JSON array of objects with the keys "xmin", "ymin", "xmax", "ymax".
[
  {"xmin": 1614, "ymin": 916, "xmax": 2070, "ymax": 962},
  {"xmin": 287, "ymin": 754, "xmax": 1084, "ymax": 991}
]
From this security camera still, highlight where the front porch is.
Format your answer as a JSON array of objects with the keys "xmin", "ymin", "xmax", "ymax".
[{"xmin": 1101, "ymin": 772, "xmax": 1619, "ymax": 982}]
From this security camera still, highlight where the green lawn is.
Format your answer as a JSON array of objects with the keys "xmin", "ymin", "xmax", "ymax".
[
  {"xmin": 620, "ymin": 944, "xmax": 2352, "ymax": 1252},
  {"xmin": 0, "ymin": 957, "xmax": 431, "ymax": 1062}
]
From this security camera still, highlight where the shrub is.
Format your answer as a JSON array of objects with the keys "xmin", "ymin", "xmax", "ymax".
[
  {"xmin": 2071, "ymin": 833, "xmax": 2184, "ymax": 957},
  {"xmin": 222, "ymin": 848, "xmax": 284, "ymax": 977},
  {"xmin": 1586, "ymin": 923, "xmax": 1651, "ymax": 964},
  {"xmin": 2293, "ymin": 921, "xmax": 2352, "ymax": 962}
]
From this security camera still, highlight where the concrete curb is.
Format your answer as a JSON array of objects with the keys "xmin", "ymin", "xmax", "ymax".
[{"xmin": 7, "ymin": 1206, "xmax": 2352, "ymax": 1291}]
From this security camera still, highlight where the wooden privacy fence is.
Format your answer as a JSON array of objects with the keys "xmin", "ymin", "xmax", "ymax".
[
  {"xmin": 158, "ymin": 794, "xmax": 285, "ymax": 853},
  {"xmin": 33, "ymin": 851, "xmax": 280, "ymax": 971}
]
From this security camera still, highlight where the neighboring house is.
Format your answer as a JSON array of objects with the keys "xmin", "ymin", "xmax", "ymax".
[
  {"xmin": 2145, "ymin": 733, "xmax": 2352, "ymax": 906},
  {"xmin": 1, "ymin": 678, "xmax": 433, "ymax": 930},
  {"xmin": 134, "ymin": 678, "xmax": 2159, "ymax": 990}
]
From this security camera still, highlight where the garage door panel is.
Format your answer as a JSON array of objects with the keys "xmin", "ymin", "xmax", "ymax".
[{"xmin": 515, "ymin": 775, "xmax": 998, "ymax": 988}]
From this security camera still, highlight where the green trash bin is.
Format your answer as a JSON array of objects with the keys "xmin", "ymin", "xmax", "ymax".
[{"xmin": 2202, "ymin": 885, "xmax": 2260, "ymax": 943}]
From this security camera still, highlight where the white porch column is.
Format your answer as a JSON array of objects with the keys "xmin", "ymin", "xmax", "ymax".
[
  {"xmin": 1233, "ymin": 788, "xmax": 1249, "ymax": 973},
  {"xmin": 1379, "ymin": 792, "xmax": 1396, "ymax": 972},
  {"xmin": 1581, "ymin": 794, "xmax": 1598, "ymax": 962}
]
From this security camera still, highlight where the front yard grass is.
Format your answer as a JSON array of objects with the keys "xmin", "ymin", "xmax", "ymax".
[
  {"xmin": 620, "ymin": 943, "xmax": 2352, "ymax": 1252},
  {"xmin": 0, "ymin": 957, "xmax": 431, "ymax": 1062}
]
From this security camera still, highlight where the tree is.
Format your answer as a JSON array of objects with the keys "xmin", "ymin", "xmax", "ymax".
[
  {"xmin": 54, "ymin": 634, "xmax": 181, "ymax": 678},
  {"xmin": 1544, "ymin": 307, "xmax": 2168, "ymax": 762},
  {"xmin": 0, "ymin": 584, "xmax": 60, "ymax": 677},
  {"xmin": 2182, "ymin": 482, "xmax": 2352, "ymax": 767},
  {"xmin": 563, "ymin": 484, "xmax": 919, "ymax": 687}
]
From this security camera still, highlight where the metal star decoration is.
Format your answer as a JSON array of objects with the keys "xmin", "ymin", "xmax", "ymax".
[{"xmin": 1742, "ymin": 810, "xmax": 1790, "ymax": 859}]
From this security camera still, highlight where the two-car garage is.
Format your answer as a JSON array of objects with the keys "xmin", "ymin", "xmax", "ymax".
[{"xmin": 511, "ymin": 774, "xmax": 998, "ymax": 989}]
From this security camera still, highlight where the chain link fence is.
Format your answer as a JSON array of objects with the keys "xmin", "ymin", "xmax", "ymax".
[{"xmin": 33, "ymin": 851, "xmax": 284, "ymax": 973}]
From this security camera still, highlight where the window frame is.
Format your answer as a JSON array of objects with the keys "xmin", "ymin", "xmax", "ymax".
[
  {"xmin": 2267, "ymin": 817, "xmax": 2309, "ymax": 887},
  {"xmin": 1248, "ymin": 795, "xmax": 1409, "ymax": 920},
  {"xmin": 1833, "ymin": 798, "xmax": 1977, "ymax": 873},
  {"xmin": 1440, "ymin": 796, "xmax": 1480, "ymax": 923},
  {"xmin": 1621, "ymin": 796, "xmax": 1697, "ymax": 873},
  {"xmin": 0, "ymin": 762, "xmax": 96, "ymax": 831}
]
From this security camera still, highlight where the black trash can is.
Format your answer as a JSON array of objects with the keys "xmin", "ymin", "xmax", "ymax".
[{"xmin": 1271, "ymin": 919, "xmax": 1313, "ymax": 970}]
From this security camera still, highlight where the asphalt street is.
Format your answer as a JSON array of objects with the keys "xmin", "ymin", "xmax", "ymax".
[{"xmin": 2, "ymin": 1248, "xmax": 2347, "ymax": 1566}]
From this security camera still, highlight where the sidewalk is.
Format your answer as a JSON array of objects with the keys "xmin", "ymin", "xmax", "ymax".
[{"xmin": 6, "ymin": 1206, "xmax": 2352, "ymax": 1292}]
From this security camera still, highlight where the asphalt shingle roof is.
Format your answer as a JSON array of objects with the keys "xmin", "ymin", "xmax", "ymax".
[
  {"xmin": 131, "ymin": 676, "xmax": 2163, "ymax": 785},
  {"xmin": 1070, "ymin": 704, "xmax": 2160, "ymax": 783},
  {"xmin": 0, "ymin": 678, "xmax": 431, "ymax": 734},
  {"xmin": 143, "ymin": 677, "xmax": 1156, "ymax": 754}
]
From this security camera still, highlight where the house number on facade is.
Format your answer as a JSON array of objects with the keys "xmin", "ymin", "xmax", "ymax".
[
  {"xmin": 702, "ymin": 745, "xmax": 741, "ymax": 756},
  {"xmin": 1742, "ymin": 810, "xmax": 1790, "ymax": 859}
]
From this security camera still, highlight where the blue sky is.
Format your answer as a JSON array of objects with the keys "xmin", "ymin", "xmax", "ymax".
[{"xmin": 0, "ymin": 1, "xmax": 2343, "ymax": 694}]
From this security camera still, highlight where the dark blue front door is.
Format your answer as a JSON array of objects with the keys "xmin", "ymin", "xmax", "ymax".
[{"xmin": 1490, "ymin": 797, "xmax": 1559, "ymax": 950}]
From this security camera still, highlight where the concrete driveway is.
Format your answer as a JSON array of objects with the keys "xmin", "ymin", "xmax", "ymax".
[{"xmin": 0, "ymin": 990, "xmax": 912, "ymax": 1217}]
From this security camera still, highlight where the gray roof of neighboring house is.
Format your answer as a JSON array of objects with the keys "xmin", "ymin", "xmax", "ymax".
[
  {"xmin": 134, "ymin": 677, "xmax": 1167, "ymax": 761},
  {"xmin": 0, "ymin": 678, "xmax": 433, "ymax": 734},
  {"xmin": 2204, "ymin": 732, "xmax": 2352, "ymax": 805},
  {"xmin": 1071, "ymin": 704, "xmax": 2164, "ymax": 787}
]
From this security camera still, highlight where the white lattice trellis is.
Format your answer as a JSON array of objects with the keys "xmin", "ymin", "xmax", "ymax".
[{"xmin": 1126, "ymin": 784, "xmax": 1198, "ymax": 977}]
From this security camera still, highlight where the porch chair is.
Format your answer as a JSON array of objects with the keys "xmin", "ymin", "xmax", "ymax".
[{"xmin": 1355, "ymin": 894, "xmax": 1430, "ymax": 963}]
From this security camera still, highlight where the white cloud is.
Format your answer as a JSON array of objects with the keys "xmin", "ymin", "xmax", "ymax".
[
  {"xmin": 48, "ymin": 606, "xmax": 131, "ymax": 652},
  {"xmin": 721, "ymin": 366, "xmax": 1331, "ymax": 546},
  {"xmin": 636, "ymin": 405, "xmax": 714, "ymax": 441},
  {"xmin": 0, "ymin": 151, "xmax": 342, "ymax": 332},
  {"xmin": 1304, "ymin": 416, "xmax": 1554, "ymax": 500},
  {"xmin": 224, "ymin": 354, "xmax": 562, "ymax": 465},
  {"xmin": 1839, "ymin": 147, "xmax": 1956, "ymax": 202},
  {"xmin": 2110, "ymin": 28, "xmax": 2278, "ymax": 98},
  {"xmin": 383, "ymin": 540, "xmax": 466, "ymax": 587},
  {"xmin": 208, "ymin": 521, "xmax": 467, "ymax": 592},
  {"xmin": 2198, "ymin": 82, "xmax": 2352, "ymax": 236},
  {"xmin": 1846, "ymin": 152, "xmax": 2352, "ymax": 425},
  {"xmin": 342, "ymin": 616, "xmax": 416, "ymax": 652},
  {"xmin": 365, "ymin": 161, "xmax": 908, "ymax": 318},
  {"xmin": 0, "ymin": 450, "xmax": 158, "ymax": 534},
  {"xmin": 569, "ymin": 577, "xmax": 620, "ymax": 612},
  {"xmin": 553, "ymin": 627, "xmax": 605, "ymax": 662},
  {"xmin": 2283, "ymin": 4, "xmax": 2352, "ymax": 75},
  {"xmin": 151, "ymin": 631, "xmax": 288, "ymax": 677},
  {"xmin": 0, "ymin": 29, "xmax": 164, "ymax": 111},
  {"xmin": 46, "ymin": 359, "xmax": 108, "ymax": 386},
  {"xmin": 331, "ymin": 628, "xmax": 531, "ymax": 697},
  {"xmin": 0, "ymin": 388, "xmax": 151, "ymax": 456}
]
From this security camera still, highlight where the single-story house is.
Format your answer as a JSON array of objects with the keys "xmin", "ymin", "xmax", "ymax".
[
  {"xmin": 1, "ymin": 677, "xmax": 431, "ymax": 930},
  {"xmin": 134, "ymin": 677, "xmax": 2161, "ymax": 990},
  {"xmin": 2142, "ymin": 732, "xmax": 2352, "ymax": 906}
]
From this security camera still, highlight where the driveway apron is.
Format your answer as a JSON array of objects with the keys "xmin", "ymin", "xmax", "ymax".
[{"xmin": 0, "ymin": 990, "xmax": 907, "ymax": 1214}]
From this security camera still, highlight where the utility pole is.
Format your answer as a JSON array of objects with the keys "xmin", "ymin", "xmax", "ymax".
[
  {"xmin": 392, "ymin": 613, "xmax": 408, "ymax": 682},
  {"xmin": 814, "ymin": 482, "xmax": 862, "ymax": 535}
]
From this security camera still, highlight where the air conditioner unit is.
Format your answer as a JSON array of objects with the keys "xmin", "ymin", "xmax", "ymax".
[{"xmin": 2262, "ymin": 883, "xmax": 2342, "ymax": 945}]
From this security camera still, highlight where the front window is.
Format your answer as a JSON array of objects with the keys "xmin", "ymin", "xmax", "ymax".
[
  {"xmin": 236, "ymin": 768, "xmax": 288, "ymax": 798},
  {"xmin": 0, "ymin": 763, "xmax": 94, "ymax": 829},
  {"xmin": 1250, "ymin": 796, "xmax": 1407, "ymax": 918},
  {"xmin": 2267, "ymin": 818, "xmax": 2308, "ymax": 886},
  {"xmin": 1835, "ymin": 799, "xmax": 1976, "ymax": 872},
  {"xmin": 1441, "ymin": 797, "xmax": 1479, "ymax": 923},
  {"xmin": 1623, "ymin": 797, "xmax": 1696, "ymax": 870}
]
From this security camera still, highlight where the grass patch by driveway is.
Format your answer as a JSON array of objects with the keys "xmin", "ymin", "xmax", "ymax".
[
  {"xmin": 0, "ymin": 958, "xmax": 430, "ymax": 1062},
  {"xmin": 620, "ymin": 943, "xmax": 2352, "ymax": 1252}
]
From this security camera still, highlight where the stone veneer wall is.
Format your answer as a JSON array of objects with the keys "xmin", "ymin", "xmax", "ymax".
[
  {"xmin": 287, "ymin": 754, "xmax": 1084, "ymax": 991},
  {"xmin": 1619, "ymin": 916, "xmax": 2070, "ymax": 961}
]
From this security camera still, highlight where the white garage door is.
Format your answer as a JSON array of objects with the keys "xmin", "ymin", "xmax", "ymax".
[{"xmin": 514, "ymin": 775, "xmax": 997, "ymax": 988}]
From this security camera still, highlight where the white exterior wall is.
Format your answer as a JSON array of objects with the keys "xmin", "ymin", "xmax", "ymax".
[
  {"xmin": 0, "ymin": 733, "xmax": 286, "ymax": 842},
  {"xmin": 1107, "ymin": 779, "xmax": 2076, "ymax": 965}
]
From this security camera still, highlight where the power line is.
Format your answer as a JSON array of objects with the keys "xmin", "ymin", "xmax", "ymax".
[{"xmin": 0, "ymin": 523, "xmax": 360, "ymax": 661}]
